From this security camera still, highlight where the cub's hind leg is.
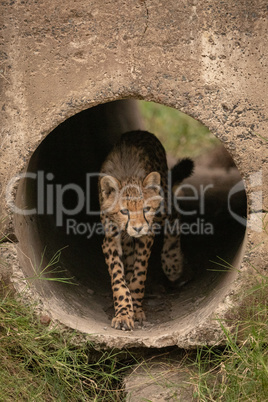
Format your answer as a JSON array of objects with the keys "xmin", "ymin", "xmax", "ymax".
[
  {"xmin": 121, "ymin": 236, "xmax": 135, "ymax": 285},
  {"xmin": 161, "ymin": 218, "xmax": 193, "ymax": 286},
  {"xmin": 161, "ymin": 227, "xmax": 184, "ymax": 282}
]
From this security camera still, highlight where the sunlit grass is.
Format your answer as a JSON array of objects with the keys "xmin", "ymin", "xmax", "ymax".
[
  {"xmin": 192, "ymin": 280, "xmax": 268, "ymax": 401},
  {"xmin": 139, "ymin": 100, "xmax": 219, "ymax": 158},
  {"xmin": 0, "ymin": 294, "xmax": 127, "ymax": 401},
  {"xmin": 191, "ymin": 216, "xmax": 268, "ymax": 401}
]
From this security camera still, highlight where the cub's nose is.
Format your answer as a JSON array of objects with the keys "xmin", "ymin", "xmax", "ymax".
[{"xmin": 133, "ymin": 226, "xmax": 143, "ymax": 234}]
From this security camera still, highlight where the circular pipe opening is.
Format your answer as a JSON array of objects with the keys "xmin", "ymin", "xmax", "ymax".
[{"xmin": 14, "ymin": 99, "xmax": 247, "ymax": 348}]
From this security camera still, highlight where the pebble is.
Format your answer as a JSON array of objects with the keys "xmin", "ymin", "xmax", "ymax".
[
  {"xmin": 87, "ymin": 288, "xmax": 94, "ymax": 295},
  {"xmin": 39, "ymin": 314, "xmax": 51, "ymax": 325}
]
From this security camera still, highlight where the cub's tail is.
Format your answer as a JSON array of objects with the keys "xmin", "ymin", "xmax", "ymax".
[{"xmin": 171, "ymin": 158, "xmax": 194, "ymax": 185}]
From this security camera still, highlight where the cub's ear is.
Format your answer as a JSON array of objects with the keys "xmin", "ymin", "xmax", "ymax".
[
  {"xmin": 143, "ymin": 172, "xmax": 161, "ymax": 189},
  {"xmin": 100, "ymin": 175, "xmax": 120, "ymax": 198}
]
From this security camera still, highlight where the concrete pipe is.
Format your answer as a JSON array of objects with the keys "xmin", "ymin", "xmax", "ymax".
[{"xmin": 0, "ymin": 0, "xmax": 267, "ymax": 349}]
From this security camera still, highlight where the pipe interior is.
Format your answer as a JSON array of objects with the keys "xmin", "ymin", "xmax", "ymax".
[{"xmin": 14, "ymin": 100, "xmax": 247, "ymax": 345}]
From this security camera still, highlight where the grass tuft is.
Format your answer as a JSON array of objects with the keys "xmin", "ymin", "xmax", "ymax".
[
  {"xmin": 0, "ymin": 295, "xmax": 128, "ymax": 401},
  {"xmin": 191, "ymin": 265, "xmax": 268, "ymax": 401}
]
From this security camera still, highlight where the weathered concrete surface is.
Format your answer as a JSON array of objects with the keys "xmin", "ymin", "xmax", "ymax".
[
  {"xmin": 124, "ymin": 353, "xmax": 197, "ymax": 402},
  {"xmin": 0, "ymin": 1, "xmax": 267, "ymax": 349}
]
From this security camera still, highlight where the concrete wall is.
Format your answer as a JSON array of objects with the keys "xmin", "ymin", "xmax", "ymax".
[{"xmin": 0, "ymin": 0, "xmax": 267, "ymax": 348}]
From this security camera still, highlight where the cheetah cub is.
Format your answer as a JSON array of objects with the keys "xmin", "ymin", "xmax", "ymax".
[{"xmin": 99, "ymin": 130, "xmax": 192, "ymax": 331}]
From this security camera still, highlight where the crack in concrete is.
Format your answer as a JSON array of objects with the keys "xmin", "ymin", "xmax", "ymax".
[
  {"xmin": 251, "ymin": 210, "xmax": 268, "ymax": 214},
  {"xmin": 0, "ymin": 234, "xmax": 18, "ymax": 244},
  {"xmin": 138, "ymin": 0, "xmax": 149, "ymax": 44},
  {"xmin": 142, "ymin": 0, "xmax": 149, "ymax": 37}
]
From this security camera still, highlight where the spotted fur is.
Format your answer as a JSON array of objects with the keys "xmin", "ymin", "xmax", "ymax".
[
  {"xmin": 161, "ymin": 157, "xmax": 194, "ymax": 282},
  {"xmin": 99, "ymin": 130, "xmax": 192, "ymax": 330}
]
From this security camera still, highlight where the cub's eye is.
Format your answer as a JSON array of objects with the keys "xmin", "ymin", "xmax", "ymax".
[
  {"xmin": 143, "ymin": 206, "xmax": 151, "ymax": 213},
  {"xmin": 120, "ymin": 209, "xmax": 129, "ymax": 215}
]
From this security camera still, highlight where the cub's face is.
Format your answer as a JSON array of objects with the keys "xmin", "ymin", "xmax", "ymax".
[{"xmin": 100, "ymin": 172, "xmax": 163, "ymax": 237}]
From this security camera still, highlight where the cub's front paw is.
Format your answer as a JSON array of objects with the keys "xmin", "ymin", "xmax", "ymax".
[
  {"xmin": 134, "ymin": 309, "xmax": 146, "ymax": 324},
  {"xmin": 111, "ymin": 314, "xmax": 134, "ymax": 331}
]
